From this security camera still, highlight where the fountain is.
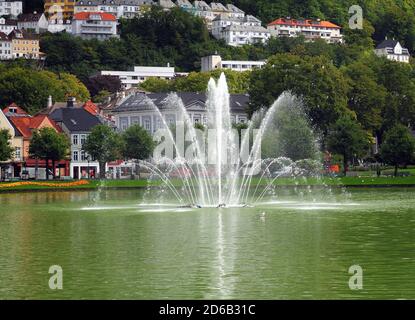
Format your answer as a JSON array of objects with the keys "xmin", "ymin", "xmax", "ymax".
[{"xmin": 140, "ymin": 73, "xmax": 326, "ymax": 208}]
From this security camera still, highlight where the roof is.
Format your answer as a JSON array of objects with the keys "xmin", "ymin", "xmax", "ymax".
[
  {"xmin": 268, "ymin": 18, "xmax": 341, "ymax": 29},
  {"xmin": 8, "ymin": 29, "xmax": 39, "ymax": 40},
  {"xmin": 2, "ymin": 103, "xmax": 28, "ymax": 116},
  {"xmin": 0, "ymin": 19, "xmax": 18, "ymax": 26},
  {"xmin": 18, "ymin": 13, "xmax": 44, "ymax": 23},
  {"xmin": 0, "ymin": 31, "xmax": 10, "ymax": 41},
  {"xmin": 83, "ymin": 100, "xmax": 99, "ymax": 115},
  {"xmin": 8, "ymin": 115, "xmax": 61, "ymax": 139},
  {"xmin": 224, "ymin": 24, "xmax": 269, "ymax": 33},
  {"xmin": 113, "ymin": 92, "xmax": 249, "ymax": 114},
  {"xmin": 376, "ymin": 39, "xmax": 400, "ymax": 49},
  {"xmin": 49, "ymin": 108, "xmax": 102, "ymax": 132},
  {"xmin": 73, "ymin": 12, "xmax": 117, "ymax": 21},
  {"xmin": 75, "ymin": 0, "xmax": 152, "ymax": 5}
]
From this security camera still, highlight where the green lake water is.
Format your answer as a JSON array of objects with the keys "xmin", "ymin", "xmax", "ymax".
[{"xmin": 0, "ymin": 188, "xmax": 414, "ymax": 299}]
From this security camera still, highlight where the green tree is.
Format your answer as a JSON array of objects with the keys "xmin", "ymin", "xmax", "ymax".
[
  {"xmin": 327, "ymin": 115, "xmax": 370, "ymax": 175},
  {"xmin": 0, "ymin": 129, "xmax": 14, "ymax": 162},
  {"xmin": 343, "ymin": 60, "xmax": 386, "ymax": 133},
  {"xmin": 380, "ymin": 124, "xmax": 415, "ymax": 176},
  {"xmin": 83, "ymin": 125, "xmax": 122, "ymax": 179},
  {"xmin": 249, "ymin": 54, "xmax": 350, "ymax": 134},
  {"xmin": 29, "ymin": 128, "xmax": 70, "ymax": 180},
  {"xmin": 0, "ymin": 65, "xmax": 90, "ymax": 114},
  {"xmin": 122, "ymin": 125, "xmax": 155, "ymax": 176}
]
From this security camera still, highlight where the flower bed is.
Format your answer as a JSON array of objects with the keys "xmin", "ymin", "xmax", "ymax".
[{"xmin": 0, "ymin": 180, "xmax": 90, "ymax": 188}]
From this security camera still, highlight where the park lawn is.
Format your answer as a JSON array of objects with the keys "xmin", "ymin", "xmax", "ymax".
[{"xmin": 1, "ymin": 175, "xmax": 415, "ymax": 192}]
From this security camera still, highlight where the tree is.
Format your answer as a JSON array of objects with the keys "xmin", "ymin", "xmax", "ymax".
[
  {"xmin": 0, "ymin": 129, "xmax": 14, "ymax": 164},
  {"xmin": 0, "ymin": 65, "xmax": 90, "ymax": 114},
  {"xmin": 29, "ymin": 128, "xmax": 70, "ymax": 180},
  {"xmin": 343, "ymin": 60, "xmax": 386, "ymax": 133},
  {"xmin": 380, "ymin": 124, "xmax": 415, "ymax": 176},
  {"xmin": 122, "ymin": 125, "xmax": 155, "ymax": 176},
  {"xmin": 83, "ymin": 125, "xmax": 122, "ymax": 179},
  {"xmin": 327, "ymin": 115, "xmax": 370, "ymax": 175},
  {"xmin": 84, "ymin": 75, "xmax": 122, "ymax": 98},
  {"xmin": 248, "ymin": 54, "xmax": 350, "ymax": 134}
]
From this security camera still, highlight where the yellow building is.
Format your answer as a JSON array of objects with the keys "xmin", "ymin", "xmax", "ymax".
[
  {"xmin": 9, "ymin": 29, "xmax": 41, "ymax": 59},
  {"xmin": 44, "ymin": 0, "xmax": 75, "ymax": 20},
  {"xmin": 0, "ymin": 108, "xmax": 23, "ymax": 179}
]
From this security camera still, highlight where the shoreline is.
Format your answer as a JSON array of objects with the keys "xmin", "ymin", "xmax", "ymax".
[{"xmin": 1, "ymin": 182, "xmax": 415, "ymax": 194}]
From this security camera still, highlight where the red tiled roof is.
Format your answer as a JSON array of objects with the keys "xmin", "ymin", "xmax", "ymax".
[
  {"xmin": 8, "ymin": 115, "xmax": 62, "ymax": 138},
  {"xmin": 2, "ymin": 103, "xmax": 27, "ymax": 115},
  {"xmin": 83, "ymin": 100, "xmax": 99, "ymax": 115},
  {"xmin": 268, "ymin": 18, "xmax": 341, "ymax": 29},
  {"xmin": 73, "ymin": 12, "xmax": 116, "ymax": 21}
]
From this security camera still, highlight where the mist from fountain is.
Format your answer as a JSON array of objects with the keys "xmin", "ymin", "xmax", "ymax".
[{"xmin": 140, "ymin": 73, "xmax": 325, "ymax": 207}]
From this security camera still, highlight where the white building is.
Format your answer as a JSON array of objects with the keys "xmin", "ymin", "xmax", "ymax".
[
  {"xmin": 226, "ymin": 4, "xmax": 244, "ymax": 19},
  {"xmin": 47, "ymin": 19, "xmax": 73, "ymax": 33},
  {"xmin": 101, "ymin": 65, "xmax": 185, "ymax": 89},
  {"xmin": 0, "ymin": 17, "xmax": 17, "ymax": 35},
  {"xmin": 72, "ymin": 11, "xmax": 118, "ymax": 40},
  {"xmin": 0, "ymin": 31, "xmax": 11, "ymax": 59},
  {"xmin": 74, "ymin": 0, "xmax": 154, "ymax": 19},
  {"xmin": 201, "ymin": 54, "xmax": 265, "ymax": 72},
  {"xmin": 374, "ymin": 39, "xmax": 410, "ymax": 63},
  {"xmin": 17, "ymin": 12, "xmax": 49, "ymax": 34},
  {"xmin": 0, "ymin": 0, "xmax": 22, "ymax": 18},
  {"xmin": 193, "ymin": 1, "xmax": 215, "ymax": 28},
  {"xmin": 267, "ymin": 18, "xmax": 343, "ymax": 43},
  {"xmin": 212, "ymin": 14, "xmax": 269, "ymax": 46},
  {"xmin": 219, "ymin": 24, "xmax": 270, "ymax": 46},
  {"xmin": 113, "ymin": 92, "xmax": 249, "ymax": 135}
]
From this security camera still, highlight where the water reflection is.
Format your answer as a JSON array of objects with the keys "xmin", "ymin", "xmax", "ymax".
[{"xmin": 0, "ymin": 189, "xmax": 414, "ymax": 299}]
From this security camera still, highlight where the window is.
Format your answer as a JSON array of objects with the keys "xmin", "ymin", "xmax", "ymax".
[
  {"xmin": 143, "ymin": 118, "xmax": 151, "ymax": 132},
  {"xmin": 120, "ymin": 117, "xmax": 129, "ymax": 131},
  {"xmin": 80, "ymin": 134, "xmax": 86, "ymax": 145},
  {"xmin": 15, "ymin": 147, "xmax": 21, "ymax": 160},
  {"xmin": 81, "ymin": 151, "xmax": 87, "ymax": 161},
  {"xmin": 72, "ymin": 134, "xmax": 78, "ymax": 145},
  {"xmin": 73, "ymin": 151, "xmax": 79, "ymax": 161}
]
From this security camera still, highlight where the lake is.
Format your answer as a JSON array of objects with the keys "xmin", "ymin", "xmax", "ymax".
[{"xmin": 0, "ymin": 188, "xmax": 414, "ymax": 299}]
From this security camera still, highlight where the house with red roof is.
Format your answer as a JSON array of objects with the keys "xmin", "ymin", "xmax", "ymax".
[
  {"xmin": 3, "ymin": 104, "xmax": 70, "ymax": 178},
  {"xmin": 267, "ymin": 17, "xmax": 343, "ymax": 43},
  {"xmin": 72, "ymin": 12, "xmax": 118, "ymax": 41}
]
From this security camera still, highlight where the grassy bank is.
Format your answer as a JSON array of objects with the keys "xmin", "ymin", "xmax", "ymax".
[{"xmin": 1, "ymin": 175, "xmax": 415, "ymax": 193}]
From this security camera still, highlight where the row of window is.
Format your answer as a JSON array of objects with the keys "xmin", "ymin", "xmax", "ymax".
[
  {"xmin": 72, "ymin": 134, "xmax": 87, "ymax": 145},
  {"xmin": 72, "ymin": 150, "xmax": 92, "ymax": 161}
]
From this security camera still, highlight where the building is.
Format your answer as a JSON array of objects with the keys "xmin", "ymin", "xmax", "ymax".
[
  {"xmin": 0, "ymin": 0, "xmax": 23, "ymax": 18},
  {"xmin": 47, "ymin": 18, "xmax": 73, "ymax": 33},
  {"xmin": 74, "ymin": 0, "xmax": 154, "ymax": 19},
  {"xmin": 17, "ymin": 12, "xmax": 49, "ymax": 34},
  {"xmin": 0, "ymin": 106, "xmax": 23, "ymax": 179},
  {"xmin": 0, "ymin": 31, "xmax": 12, "ymax": 59},
  {"xmin": 193, "ymin": 1, "xmax": 214, "ymax": 28},
  {"xmin": 212, "ymin": 14, "xmax": 270, "ymax": 46},
  {"xmin": 176, "ymin": 0, "xmax": 193, "ymax": 12},
  {"xmin": 374, "ymin": 39, "xmax": 410, "ymax": 63},
  {"xmin": 72, "ymin": 11, "xmax": 118, "ymax": 40},
  {"xmin": 48, "ymin": 98, "xmax": 103, "ymax": 179},
  {"xmin": 113, "ymin": 92, "xmax": 249, "ymax": 135},
  {"xmin": 267, "ymin": 18, "xmax": 343, "ymax": 43},
  {"xmin": 201, "ymin": 54, "xmax": 265, "ymax": 72},
  {"xmin": 3, "ymin": 104, "xmax": 69, "ymax": 179},
  {"xmin": 44, "ymin": 0, "xmax": 75, "ymax": 20},
  {"xmin": 0, "ymin": 17, "xmax": 17, "ymax": 35},
  {"xmin": 101, "ymin": 65, "xmax": 185, "ymax": 89},
  {"xmin": 226, "ymin": 4, "xmax": 244, "ymax": 19},
  {"xmin": 9, "ymin": 29, "xmax": 41, "ymax": 59}
]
